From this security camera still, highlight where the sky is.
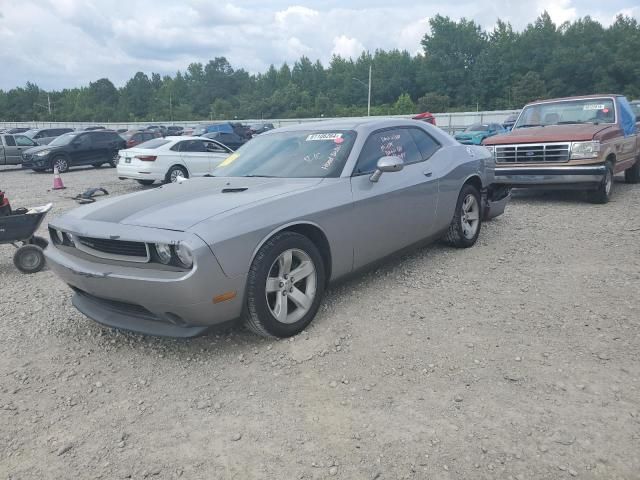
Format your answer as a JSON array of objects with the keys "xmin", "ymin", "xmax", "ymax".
[{"xmin": 0, "ymin": 0, "xmax": 639, "ymax": 90}]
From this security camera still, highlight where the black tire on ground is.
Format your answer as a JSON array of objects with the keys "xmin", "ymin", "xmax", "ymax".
[
  {"xmin": 108, "ymin": 151, "xmax": 119, "ymax": 167},
  {"xmin": 164, "ymin": 165, "xmax": 188, "ymax": 184},
  {"xmin": 30, "ymin": 236, "xmax": 49, "ymax": 250},
  {"xmin": 444, "ymin": 183, "xmax": 482, "ymax": 248},
  {"xmin": 587, "ymin": 161, "xmax": 613, "ymax": 204},
  {"xmin": 136, "ymin": 179, "xmax": 155, "ymax": 186},
  {"xmin": 52, "ymin": 156, "xmax": 70, "ymax": 173},
  {"xmin": 13, "ymin": 245, "xmax": 45, "ymax": 274},
  {"xmin": 624, "ymin": 159, "xmax": 640, "ymax": 184},
  {"xmin": 244, "ymin": 231, "xmax": 326, "ymax": 338}
]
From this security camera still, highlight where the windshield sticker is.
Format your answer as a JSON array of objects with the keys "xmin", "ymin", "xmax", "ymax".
[
  {"xmin": 321, "ymin": 144, "xmax": 343, "ymax": 170},
  {"xmin": 306, "ymin": 133, "xmax": 343, "ymax": 141},
  {"xmin": 583, "ymin": 104, "xmax": 605, "ymax": 111},
  {"xmin": 378, "ymin": 134, "xmax": 406, "ymax": 159},
  {"xmin": 218, "ymin": 152, "xmax": 239, "ymax": 167},
  {"xmin": 334, "ymin": 136, "xmax": 344, "ymax": 144}
]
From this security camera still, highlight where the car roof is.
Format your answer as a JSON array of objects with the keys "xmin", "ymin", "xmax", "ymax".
[
  {"xmin": 266, "ymin": 118, "xmax": 433, "ymax": 135},
  {"xmin": 526, "ymin": 94, "xmax": 622, "ymax": 106}
]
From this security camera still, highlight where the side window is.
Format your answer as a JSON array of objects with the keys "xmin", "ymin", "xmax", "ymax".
[
  {"xmin": 76, "ymin": 134, "xmax": 91, "ymax": 147},
  {"xmin": 204, "ymin": 141, "xmax": 227, "ymax": 153},
  {"xmin": 409, "ymin": 128, "xmax": 440, "ymax": 160},
  {"xmin": 170, "ymin": 141, "xmax": 183, "ymax": 152},
  {"xmin": 354, "ymin": 128, "xmax": 422, "ymax": 175},
  {"xmin": 15, "ymin": 135, "xmax": 36, "ymax": 147},
  {"xmin": 4, "ymin": 135, "xmax": 16, "ymax": 147},
  {"xmin": 182, "ymin": 140, "xmax": 206, "ymax": 152}
]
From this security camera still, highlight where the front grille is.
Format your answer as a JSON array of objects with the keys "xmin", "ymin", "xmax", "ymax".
[
  {"xmin": 495, "ymin": 143, "xmax": 570, "ymax": 163},
  {"xmin": 76, "ymin": 236, "xmax": 149, "ymax": 262}
]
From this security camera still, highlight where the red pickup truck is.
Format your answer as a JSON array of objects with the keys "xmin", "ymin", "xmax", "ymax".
[{"xmin": 483, "ymin": 94, "xmax": 640, "ymax": 203}]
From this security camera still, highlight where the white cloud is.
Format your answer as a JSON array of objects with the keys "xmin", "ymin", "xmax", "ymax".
[
  {"xmin": 0, "ymin": 0, "xmax": 638, "ymax": 90},
  {"xmin": 331, "ymin": 35, "xmax": 365, "ymax": 59}
]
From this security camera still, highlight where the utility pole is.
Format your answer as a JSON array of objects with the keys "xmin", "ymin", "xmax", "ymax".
[
  {"xmin": 47, "ymin": 93, "xmax": 52, "ymax": 116},
  {"xmin": 169, "ymin": 92, "xmax": 173, "ymax": 122},
  {"xmin": 367, "ymin": 64, "xmax": 371, "ymax": 117}
]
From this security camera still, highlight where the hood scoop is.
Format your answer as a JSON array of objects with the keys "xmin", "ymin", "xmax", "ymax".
[{"xmin": 221, "ymin": 187, "xmax": 248, "ymax": 193}]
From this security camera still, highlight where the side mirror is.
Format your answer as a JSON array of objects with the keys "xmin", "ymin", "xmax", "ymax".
[{"xmin": 370, "ymin": 156, "xmax": 404, "ymax": 182}]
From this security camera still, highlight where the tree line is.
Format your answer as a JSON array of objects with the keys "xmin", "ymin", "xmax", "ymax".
[{"xmin": 1, "ymin": 12, "xmax": 639, "ymax": 123}]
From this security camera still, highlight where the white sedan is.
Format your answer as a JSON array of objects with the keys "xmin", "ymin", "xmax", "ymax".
[{"xmin": 116, "ymin": 136, "xmax": 233, "ymax": 185}]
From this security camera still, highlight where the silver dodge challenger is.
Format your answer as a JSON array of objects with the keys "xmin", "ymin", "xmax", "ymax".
[{"xmin": 45, "ymin": 119, "xmax": 509, "ymax": 338}]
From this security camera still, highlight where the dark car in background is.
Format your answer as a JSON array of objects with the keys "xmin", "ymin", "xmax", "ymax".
[
  {"xmin": 120, "ymin": 130, "xmax": 158, "ymax": 148},
  {"xmin": 83, "ymin": 126, "xmax": 106, "ymax": 131},
  {"xmin": 146, "ymin": 125, "xmax": 167, "ymax": 137},
  {"xmin": 201, "ymin": 131, "xmax": 247, "ymax": 150},
  {"xmin": 166, "ymin": 125, "xmax": 184, "ymax": 135},
  {"xmin": 248, "ymin": 123, "xmax": 275, "ymax": 135},
  {"xmin": 23, "ymin": 127, "xmax": 74, "ymax": 145},
  {"xmin": 502, "ymin": 113, "xmax": 520, "ymax": 131},
  {"xmin": 22, "ymin": 130, "xmax": 126, "ymax": 173},
  {"xmin": 5, "ymin": 127, "xmax": 31, "ymax": 134}
]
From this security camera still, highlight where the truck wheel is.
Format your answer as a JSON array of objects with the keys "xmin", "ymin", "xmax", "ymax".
[
  {"xmin": 587, "ymin": 161, "xmax": 613, "ymax": 204},
  {"xmin": 13, "ymin": 245, "xmax": 45, "ymax": 274},
  {"xmin": 624, "ymin": 159, "xmax": 640, "ymax": 184},
  {"xmin": 444, "ymin": 184, "xmax": 482, "ymax": 248}
]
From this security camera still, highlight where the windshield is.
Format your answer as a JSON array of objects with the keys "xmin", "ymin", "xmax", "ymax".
[
  {"xmin": 212, "ymin": 130, "xmax": 357, "ymax": 178},
  {"xmin": 49, "ymin": 132, "xmax": 78, "ymax": 146},
  {"xmin": 631, "ymin": 102, "xmax": 640, "ymax": 117},
  {"xmin": 465, "ymin": 124, "xmax": 489, "ymax": 132},
  {"xmin": 515, "ymin": 98, "xmax": 616, "ymax": 128}
]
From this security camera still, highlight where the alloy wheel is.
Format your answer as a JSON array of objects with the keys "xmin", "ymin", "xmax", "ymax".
[
  {"xmin": 265, "ymin": 248, "xmax": 317, "ymax": 324},
  {"xmin": 461, "ymin": 194, "xmax": 480, "ymax": 239}
]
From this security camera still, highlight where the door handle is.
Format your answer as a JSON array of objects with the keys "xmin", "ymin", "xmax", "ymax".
[{"xmin": 423, "ymin": 171, "xmax": 433, "ymax": 177}]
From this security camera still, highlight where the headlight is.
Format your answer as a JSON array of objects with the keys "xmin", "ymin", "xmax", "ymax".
[
  {"xmin": 484, "ymin": 145, "xmax": 495, "ymax": 154},
  {"xmin": 155, "ymin": 243, "xmax": 172, "ymax": 264},
  {"xmin": 570, "ymin": 141, "xmax": 600, "ymax": 159},
  {"xmin": 34, "ymin": 150, "xmax": 51, "ymax": 157},
  {"xmin": 174, "ymin": 243, "xmax": 193, "ymax": 268}
]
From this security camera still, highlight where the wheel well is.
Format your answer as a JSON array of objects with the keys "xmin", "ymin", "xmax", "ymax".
[
  {"xmin": 168, "ymin": 164, "xmax": 189, "ymax": 176},
  {"xmin": 464, "ymin": 175, "xmax": 482, "ymax": 193},
  {"xmin": 606, "ymin": 153, "xmax": 616, "ymax": 165},
  {"xmin": 281, "ymin": 224, "xmax": 332, "ymax": 285}
]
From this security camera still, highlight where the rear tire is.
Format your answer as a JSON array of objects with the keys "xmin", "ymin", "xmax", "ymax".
[
  {"xmin": 164, "ymin": 165, "xmax": 188, "ymax": 184},
  {"xmin": 624, "ymin": 159, "xmax": 640, "ymax": 184},
  {"xmin": 587, "ymin": 161, "xmax": 613, "ymax": 204},
  {"xmin": 136, "ymin": 180, "xmax": 155, "ymax": 186},
  {"xmin": 244, "ymin": 232, "xmax": 325, "ymax": 338},
  {"xmin": 444, "ymin": 184, "xmax": 482, "ymax": 248},
  {"xmin": 13, "ymin": 245, "xmax": 45, "ymax": 274}
]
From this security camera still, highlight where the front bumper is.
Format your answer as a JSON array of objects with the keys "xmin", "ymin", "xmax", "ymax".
[
  {"xmin": 21, "ymin": 156, "xmax": 50, "ymax": 169},
  {"xmin": 45, "ymin": 239, "xmax": 246, "ymax": 337},
  {"xmin": 493, "ymin": 164, "xmax": 606, "ymax": 188}
]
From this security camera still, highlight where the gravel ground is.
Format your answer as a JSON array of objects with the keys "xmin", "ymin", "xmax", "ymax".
[{"xmin": 1, "ymin": 165, "xmax": 639, "ymax": 480}]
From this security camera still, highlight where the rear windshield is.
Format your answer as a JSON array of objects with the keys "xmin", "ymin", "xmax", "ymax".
[{"xmin": 137, "ymin": 138, "xmax": 170, "ymax": 149}]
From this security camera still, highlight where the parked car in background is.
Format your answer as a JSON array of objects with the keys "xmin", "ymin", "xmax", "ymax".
[
  {"xmin": 22, "ymin": 130, "xmax": 126, "ymax": 173},
  {"xmin": 1, "ymin": 133, "xmax": 39, "ymax": 165},
  {"xmin": 502, "ymin": 113, "xmax": 519, "ymax": 131},
  {"xmin": 120, "ymin": 130, "xmax": 158, "ymax": 148},
  {"xmin": 412, "ymin": 112, "xmax": 437, "ymax": 125},
  {"xmin": 166, "ymin": 126, "xmax": 184, "ymax": 135},
  {"xmin": 248, "ymin": 123, "xmax": 275, "ymax": 135},
  {"xmin": 5, "ymin": 127, "xmax": 31, "ymax": 134},
  {"xmin": 181, "ymin": 126, "xmax": 198, "ymax": 136},
  {"xmin": 146, "ymin": 125, "xmax": 167, "ymax": 137},
  {"xmin": 630, "ymin": 100, "xmax": 640, "ymax": 120},
  {"xmin": 232, "ymin": 123, "xmax": 253, "ymax": 140},
  {"xmin": 484, "ymin": 94, "xmax": 640, "ymax": 203},
  {"xmin": 454, "ymin": 123, "xmax": 506, "ymax": 145},
  {"xmin": 23, "ymin": 127, "xmax": 74, "ymax": 145},
  {"xmin": 201, "ymin": 131, "xmax": 247, "ymax": 150},
  {"xmin": 46, "ymin": 118, "xmax": 508, "ymax": 339},
  {"xmin": 83, "ymin": 126, "xmax": 106, "ymax": 131},
  {"xmin": 116, "ymin": 136, "xmax": 232, "ymax": 185},
  {"xmin": 192, "ymin": 122, "xmax": 240, "ymax": 137},
  {"xmin": 116, "ymin": 128, "xmax": 128, "ymax": 133}
]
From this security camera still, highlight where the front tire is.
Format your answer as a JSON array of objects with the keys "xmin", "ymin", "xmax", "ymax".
[
  {"xmin": 624, "ymin": 159, "xmax": 640, "ymax": 184},
  {"xmin": 444, "ymin": 184, "xmax": 482, "ymax": 248},
  {"xmin": 587, "ymin": 161, "xmax": 613, "ymax": 204},
  {"xmin": 165, "ymin": 165, "xmax": 188, "ymax": 184},
  {"xmin": 52, "ymin": 156, "xmax": 69, "ymax": 173},
  {"xmin": 244, "ymin": 232, "xmax": 326, "ymax": 338}
]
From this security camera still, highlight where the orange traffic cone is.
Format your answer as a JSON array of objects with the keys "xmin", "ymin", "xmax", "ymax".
[{"xmin": 52, "ymin": 166, "xmax": 66, "ymax": 190}]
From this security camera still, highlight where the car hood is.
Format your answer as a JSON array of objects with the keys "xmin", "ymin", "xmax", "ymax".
[
  {"xmin": 62, "ymin": 177, "xmax": 324, "ymax": 231},
  {"xmin": 484, "ymin": 124, "xmax": 612, "ymax": 145},
  {"xmin": 24, "ymin": 144, "xmax": 61, "ymax": 154},
  {"xmin": 455, "ymin": 131, "xmax": 485, "ymax": 138}
]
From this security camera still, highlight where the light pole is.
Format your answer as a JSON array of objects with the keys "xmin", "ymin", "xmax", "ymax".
[{"xmin": 352, "ymin": 64, "xmax": 372, "ymax": 116}]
